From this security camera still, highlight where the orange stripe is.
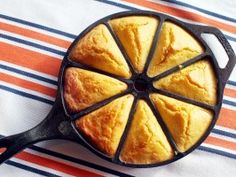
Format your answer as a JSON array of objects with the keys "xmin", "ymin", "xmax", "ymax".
[
  {"xmin": 224, "ymin": 88, "xmax": 236, "ymax": 98},
  {"xmin": 124, "ymin": 0, "xmax": 236, "ymax": 34},
  {"xmin": 0, "ymin": 42, "xmax": 61, "ymax": 77},
  {"xmin": 0, "ymin": 149, "xmax": 103, "ymax": 177},
  {"xmin": 205, "ymin": 136, "xmax": 236, "ymax": 151},
  {"xmin": 217, "ymin": 108, "xmax": 236, "ymax": 130},
  {"xmin": 16, "ymin": 151, "xmax": 103, "ymax": 177},
  {"xmin": 1, "ymin": 42, "xmax": 235, "ymax": 128},
  {"xmin": 0, "ymin": 72, "xmax": 56, "ymax": 97},
  {"xmin": 0, "ymin": 21, "xmax": 71, "ymax": 48}
]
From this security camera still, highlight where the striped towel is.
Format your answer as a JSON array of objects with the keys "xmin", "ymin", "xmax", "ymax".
[{"xmin": 0, "ymin": 0, "xmax": 235, "ymax": 176}]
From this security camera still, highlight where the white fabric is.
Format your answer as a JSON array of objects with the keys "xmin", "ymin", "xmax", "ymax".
[{"xmin": 0, "ymin": 0, "xmax": 235, "ymax": 176}]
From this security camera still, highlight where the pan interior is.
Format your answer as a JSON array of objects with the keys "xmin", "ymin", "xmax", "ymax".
[
  {"xmin": 60, "ymin": 12, "xmax": 219, "ymax": 167},
  {"xmin": 134, "ymin": 78, "xmax": 148, "ymax": 92}
]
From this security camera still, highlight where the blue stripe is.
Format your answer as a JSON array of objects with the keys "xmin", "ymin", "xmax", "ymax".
[
  {"xmin": 0, "ymin": 85, "xmax": 54, "ymax": 105},
  {"xmin": 0, "ymin": 33, "xmax": 65, "ymax": 56},
  {"xmin": 5, "ymin": 160, "xmax": 59, "ymax": 177},
  {"xmin": 0, "ymin": 136, "xmax": 133, "ymax": 176},
  {"xmin": 97, "ymin": 0, "xmax": 236, "ymax": 43},
  {"xmin": 2, "ymin": 79, "xmax": 235, "ymax": 163},
  {"xmin": 0, "ymin": 1, "xmax": 234, "ymax": 173},
  {"xmin": 29, "ymin": 145, "xmax": 134, "ymax": 177},
  {"xmin": 1, "ymin": 2, "xmax": 236, "ymax": 44},
  {"xmin": 0, "ymin": 64, "xmax": 58, "ymax": 86},
  {"xmin": 0, "ymin": 89, "xmax": 235, "ymax": 172},
  {"xmin": 1, "ymin": 80, "xmax": 235, "ymax": 112},
  {"xmin": 161, "ymin": 0, "xmax": 236, "ymax": 23},
  {"xmin": 212, "ymin": 128, "xmax": 236, "ymax": 139},
  {"xmin": 95, "ymin": 0, "xmax": 137, "ymax": 10},
  {"xmin": 223, "ymin": 99, "xmax": 236, "ymax": 107},
  {"xmin": 0, "ymin": 14, "xmax": 76, "ymax": 39},
  {"xmin": 225, "ymin": 34, "xmax": 236, "ymax": 42},
  {"xmin": 198, "ymin": 146, "xmax": 236, "ymax": 159},
  {"xmin": 227, "ymin": 80, "xmax": 236, "ymax": 86}
]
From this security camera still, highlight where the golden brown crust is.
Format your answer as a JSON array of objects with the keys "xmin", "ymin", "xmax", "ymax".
[
  {"xmin": 69, "ymin": 24, "xmax": 131, "ymax": 79},
  {"xmin": 153, "ymin": 60, "xmax": 217, "ymax": 105},
  {"xmin": 109, "ymin": 16, "xmax": 158, "ymax": 73},
  {"xmin": 64, "ymin": 16, "xmax": 216, "ymax": 164},
  {"xmin": 150, "ymin": 94, "xmax": 213, "ymax": 152},
  {"xmin": 120, "ymin": 100, "xmax": 174, "ymax": 164},
  {"xmin": 147, "ymin": 22, "xmax": 203, "ymax": 77},
  {"xmin": 64, "ymin": 67, "xmax": 127, "ymax": 113},
  {"xmin": 76, "ymin": 95, "xmax": 134, "ymax": 156}
]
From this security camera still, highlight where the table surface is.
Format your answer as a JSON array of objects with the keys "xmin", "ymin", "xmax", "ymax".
[{"xmin": 0, "ymin": 0, "xmax": 235, "ymax": 176}]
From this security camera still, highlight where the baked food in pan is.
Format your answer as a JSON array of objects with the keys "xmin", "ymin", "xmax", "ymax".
[
  {"xmin": 147, "ymin": 22, "xmax": 203, "ymax": 77},
  {"xmin": 64, "ymin": 67, "xmax": 127, "ymax": 112},
  {"xmin": 76, "ymin": 95, "xmax": 134, "ymax": 156},
  {"xmin": 109, "ymin": 16, "xmax": 158, "ymax": 73},
  {"xmin": 153, "ymin": 60, "xmax": 217, "ymax": 105},
  {"xmin": 69, "ymin": 24, "xmax": 131, "ymax": 78},
  {"xmin": 150, "ymin": 94, "xmax": 213, "ymax": 152},
  {"xmin": 120, "ymin": 100, "xmax": 174, "ymax": 164},
  {"xmin": 64, "ymin": 15, "xmax": 217, "ymax": 165}
]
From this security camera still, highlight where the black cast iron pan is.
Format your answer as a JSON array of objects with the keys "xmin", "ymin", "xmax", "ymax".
[{"xmin": 0, "ymin": 11, "xmax": 235, "ymax": 168}]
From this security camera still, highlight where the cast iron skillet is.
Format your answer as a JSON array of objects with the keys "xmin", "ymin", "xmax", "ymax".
[{"xmin": 0, "ymin": 11, "xmax": 235, "ymax": 168}]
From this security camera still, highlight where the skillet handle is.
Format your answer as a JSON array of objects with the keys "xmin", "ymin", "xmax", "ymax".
[
  {"xmin": 193, "ymin": 25, "xmax": 236, "ymax": 85},
  {"xmin": 0, "ymin": 101, "xmax": 79, "ymax": 164}
]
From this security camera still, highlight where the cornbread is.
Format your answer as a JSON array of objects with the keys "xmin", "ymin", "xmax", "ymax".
[
  {"xmin": 109, "ymin": 16, "xmax": 158, "ymax": 73},
  {"xmin": 150, "ymin": 94, "xmax": 213, "ymax": 152},
  {"xmin": 64, "ymin": 14, "xmax": 218, "ymax": 165},
  {"xmin": 64, "ymin": 67, "xmax": 127, "ymax": 112},
  {"xmin": 148, "ymin": 22, "xmax": 203, "ymax": 77},
  {"xmin": 69, "ymin": 24, "xmax": 131, "ymax": 79},
  {"xmin": 120, "ymin": 100, "xmax": 173, "ymax": 164},
  {"xmin": 76, "ymin": 95, "xmax": 134, "ymax": 156},
  {"xmin": 154, "ymin": 60, "xmax": 217, "ymax": 105}
]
